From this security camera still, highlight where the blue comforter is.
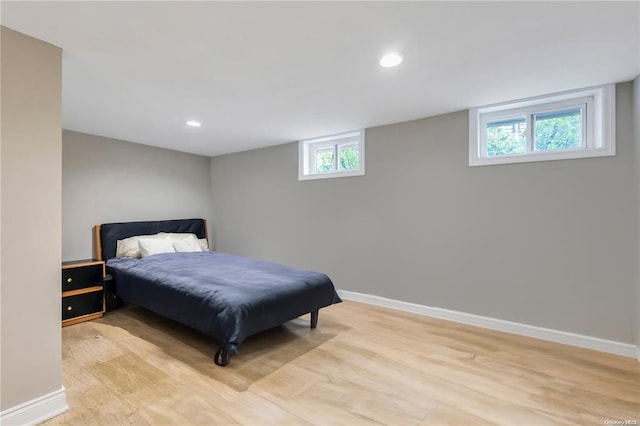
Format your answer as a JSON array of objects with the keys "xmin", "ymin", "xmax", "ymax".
[{"xmin": 107, "ymin": 251, "xmax": 341, "ymax": 355}]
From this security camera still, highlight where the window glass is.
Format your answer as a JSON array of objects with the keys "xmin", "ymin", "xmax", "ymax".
[
  {"xmin": 338, "ymin": 144, "xmax": 359, "ymax": 170},
  {"xmin": 486, "ymin": 117, "xmax": 526, "ymax": 157},
  {"xmin": 533, "ymin": 108, "xmax": 581, "ymax": 151},
  {"xmin": 315, "ymin": 148, "xmax": 334, "ymax": 173}
]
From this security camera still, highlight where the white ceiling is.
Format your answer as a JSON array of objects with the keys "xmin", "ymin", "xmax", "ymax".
[{"xmin": 2, "ymin": 1, "xmax": 639, "ymax": 157}]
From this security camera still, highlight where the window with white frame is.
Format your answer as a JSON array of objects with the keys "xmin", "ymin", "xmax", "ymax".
[
  {"xmin": 299, "ymin": 130, "xmax": 365, "ymax": 180},
  {"xmin": 469, "ymin": 84, "xmax": 615, "ymax": 166}
]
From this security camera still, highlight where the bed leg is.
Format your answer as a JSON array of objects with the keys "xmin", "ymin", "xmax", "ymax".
[
  {"xmin": 310, "ymin": 310, "xmax": 318, "ymax": 329},
  {"xmin": 214, "ymin": 347, "xmax": 229, "ymax": 366}
]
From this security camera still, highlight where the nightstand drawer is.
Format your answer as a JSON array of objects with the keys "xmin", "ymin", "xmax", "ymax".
[
  {"xmin": 62, "ymin": 264, "xmax": 102, "ymax": 291},
  {"xmin": 62, "ymin": 291, "xmax": 104, "ymax": 321}
]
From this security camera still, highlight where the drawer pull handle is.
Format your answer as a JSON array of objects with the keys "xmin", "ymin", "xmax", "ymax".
[
  {"xmin": 67, "ymin": 306, "xmax": 73, "ymax": 311},
  {"xmin": 67, "ymin": 278, "xmax": 73, "ymax": 283}
]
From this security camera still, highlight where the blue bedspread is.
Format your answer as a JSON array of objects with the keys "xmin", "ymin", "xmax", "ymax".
[{"xmin": 107, "ymin": 251, "xmax": 341, "ymax": 355}]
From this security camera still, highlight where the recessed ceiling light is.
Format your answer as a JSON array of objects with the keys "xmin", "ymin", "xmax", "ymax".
[
  {"xmin": 186, "ymin": 120, "xmax": 201, "ymax": 127},
  {"xmin": 379, "ymin": 52, "xmax": 404, "ymax": 68}
]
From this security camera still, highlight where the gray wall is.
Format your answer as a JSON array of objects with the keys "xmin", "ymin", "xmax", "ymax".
[
  {"xmin": 62, "ymin": 130, "xmax": 215, "ymax": 261},
  {"xmin": 211, "ymin": 83, "xmax": 637, "ymax": 344},
  {"xmin": 1, "ymin": 27, "xmax": 63, "ymax": 411},
  {"xmin": 634, "ymin": 75, "xmax": 640, "ymax": 349}
]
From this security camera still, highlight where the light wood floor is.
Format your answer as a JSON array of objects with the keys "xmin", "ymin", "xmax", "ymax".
[{"xmin": 46, "ymin": 301, "xmax": 639, "ymax": 425}]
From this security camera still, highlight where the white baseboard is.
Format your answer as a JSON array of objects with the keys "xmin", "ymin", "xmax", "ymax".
[
  {"xmin": 0, "ymin": 386, "xmax": 68, "ymax": 426},
  {"xmin": 338, "ymin": 290, "xmax": 639, "ymax": 359}
]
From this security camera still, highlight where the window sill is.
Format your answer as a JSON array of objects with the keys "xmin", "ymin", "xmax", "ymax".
[
  {"xmin": 298, "ymin": 168, "xmax": 365, "ymax": 181},
  {"xmin": 469, "ymin": 146, "xmax": 616, "ymax": 166}
]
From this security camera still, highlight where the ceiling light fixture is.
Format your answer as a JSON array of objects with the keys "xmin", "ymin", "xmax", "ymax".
[
  {"xmin": 186, "ymin": 120, "xmax": 201, "ymax": 127},
  {"xmin": 379, "ymin": 52, "xmax": 404, "ymax": 68}
]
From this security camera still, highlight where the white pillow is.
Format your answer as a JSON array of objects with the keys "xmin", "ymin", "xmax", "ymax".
[
  {"xmin": 172, "ymin": 238, "xmax": 203, "ymax": 253},
  {"xmin": 197, "ymin": 238, "xmax": 209, "ymax": 251},
  {"xmin": 138, "ymin": 238, "xmax": 176, "ymax": 258},
  {"xmin": 158, "ymin": 232, "xmax": 198, "ymax": 242},
  {"xmin": 116, "ymin": 234, "xmax": 167, "ymax": 258},
  {"xmin": 156, "ymin": 233, "xmax": 205, "ymax": 252}
]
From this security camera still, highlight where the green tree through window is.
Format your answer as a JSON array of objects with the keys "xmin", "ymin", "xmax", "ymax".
[
  {"xmin": 486, "ymin": 109, "xmax": 581, "ymax": 157},
  {"xmin": 486, "ymin": 118, "xmax": 526, "ymax": 156},
  {"xmin": 315, "ymin": 149, "xmax": 334, "ymax": 173},
  {"xmin": 339, "ymin": 146, "xmax": 358, "ymax": 170},
  {"xmin": 534, "ymin": 108, "xmax": 581, "ymax": 151}
]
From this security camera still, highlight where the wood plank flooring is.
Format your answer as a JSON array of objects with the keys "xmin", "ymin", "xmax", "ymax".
[{"xmin": 45, "ymin": 301, "xmax": 639, "ymax": 425}]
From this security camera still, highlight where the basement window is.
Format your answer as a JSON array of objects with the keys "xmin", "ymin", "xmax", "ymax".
[
  {"xmin": 299, "ymin": 130, "xmax": 365, "ymax": 180},
  {"xmin": 469, "ymin": 84, "xmax": 615, "ymax": 166}
]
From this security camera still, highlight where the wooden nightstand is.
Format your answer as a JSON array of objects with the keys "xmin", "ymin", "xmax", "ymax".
[{"xmin": 61, "ymin": 259, "xmax": 105, "ymax": 327}]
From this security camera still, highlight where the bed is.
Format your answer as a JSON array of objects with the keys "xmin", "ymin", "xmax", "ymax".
[{"xmin": 95, "ymin": 218, "xmax": 341, "ymax": 366}]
